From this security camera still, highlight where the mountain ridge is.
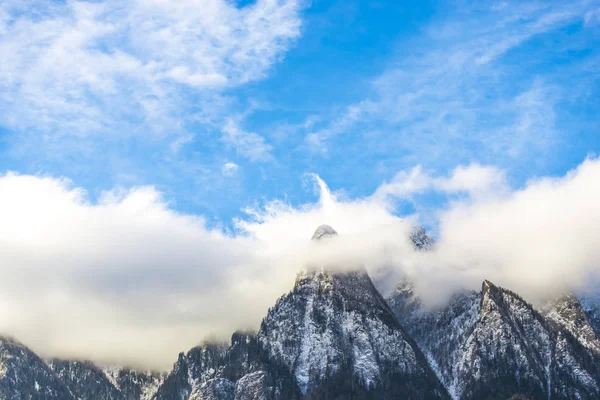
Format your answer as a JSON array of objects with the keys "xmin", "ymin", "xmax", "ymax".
[{"xmin": 0, "ymin": 225, "xmax": 599, "ymax": 399}]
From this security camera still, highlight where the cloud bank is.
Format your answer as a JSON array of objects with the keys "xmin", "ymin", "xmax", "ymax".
[{"xmin": 0, "ymin": 159, "xmax": 599, "ymax": 369}]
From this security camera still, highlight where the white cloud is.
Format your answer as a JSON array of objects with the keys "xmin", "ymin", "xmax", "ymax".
[
  {"xmin": 438, "ymin": 163, "xmax": 508, "ymax": 196},
  {"xmin": 0, "ymin": 171, "xmax": 416, "ymax": 369},
  {"xmin": 0, "ymin": 0, "xmax": 303, "ymax": 138},
  {"xmin": 222, "ymin": 119, "xmax": 273, "ymax": 162},
  {"xmin": 374, "ymin": 163, "xmax": 507, "ymax": 201},
  {"xmin": 373, "ymin": 165, "xmax": 431, "ymax": 200},
  {"xmin": 417, "ymin": 158, "xmax": 600, "ymax": 304},
  {"xmin": 222, "ymin": 162, "xmax": 240, "ymax": 176},
  {"xmin": 1, "ymin": 159, "xmax": 600, "ymax": 370}
]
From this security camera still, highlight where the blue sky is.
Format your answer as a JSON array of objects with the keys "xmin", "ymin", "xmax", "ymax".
[{"xmin": 1, "ymin": 0, "xmax": 599, "ymax": 228}]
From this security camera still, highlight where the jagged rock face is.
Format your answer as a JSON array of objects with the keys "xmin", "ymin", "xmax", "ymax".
[
  {"xmin": 388, "ymin": 279, "xmax": 600, "ymax": 400},
  {"xmin": 189, "ymin": 378, "xmax": 235, "ymax": 400},
  {"xmin": 156, "ymin": 332, "xmax": 300, "ymax": 400},
  {"xmin": 49, "ymin": 359, "xmax": 124, "ymax": 399},
  {"xmin": 103, "ymin": 367, "xmax": 165, "ymax": 400},
  {"xmin": 579, "ymin": 294, "xmax": 600, "ymax": 337},
  {"xmin": 541, "ymin": 294, "xmax": 600, "ymax": 355},
  {"xmin": 154, "ymin": 343, "xmax": 228, "ymax": 400},
  {"xmin": 409, "ymin": 226, "xmax": 434, "ymax": 251},
  {"xmin": 258, "ymin": 237, "xmax": 449, "ymax": 399},
  {"xmin": 0, "ymin": 337, "xmax": 74, "ymax": 399},
  {"xmin": 48, "ymin": 360, "xmax": 165, "ymax": 400},
  {"xmin": 216, "ymin": 332, "xmax": 300, "ymax": 399}
]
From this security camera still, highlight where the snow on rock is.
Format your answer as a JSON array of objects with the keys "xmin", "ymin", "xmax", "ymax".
[
  {"xmin": 154, "ymin": 331, "xmax": 300, "ymax": 400},
  {"xmin": 0, "ymin": 336, "xmax": 74, "ymax": 399},
  {"xmin": 154, "ymin": 342, "xmax": 229, "ymax": 400},
  {"xmin": 540, "ymin": 294, "xmax": 600, "ymax": 355},
  {"xmin": 47, "ymin": 359, "xmax": 166, "ymax": 400},
  {"xmin": 579, "ymin": 293, "xmax": 600, "ymax": 338},
  {"xmin": 49, "ymin": 359, "xmax": 124, "ymax": 400},
  {"xmin": 257, "ymin": 225, "xmax": 449, "ymax": 398},
  {"xmin": 102, "ymin": 366, "xmax": 166, "ymax": 400},
  {"xmin": 409, "ymin": 226, "xmax": 435, "ymax": 251},
  {"xmin": 189, "ymin": 378, "xmax": 235, "ymax": 400},
  {"xmin": 388, "ymin": 278, "xmax": 600, "ymax": 400},
  {"xmin": 310, "ymin": 224, "xmax": 337, "ymax": 241}
]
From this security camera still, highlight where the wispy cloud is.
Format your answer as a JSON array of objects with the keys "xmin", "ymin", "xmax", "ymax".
[
  {"xmin": 304, "ymin": 1, "xmax": 594, "ymax": 169},
  {"xmin": 373, "ymin": 163, "xmax": 508, "ymax": 202},
  {"xmin": 222, "ymin": 119, "xmax": 273, "ymax": 162},
  {"xmin": 0, "ymin": 0, "xmax": 303, "ymax": 142},
  {"xmin": 222, "ymin": 162, "xmax": 240, "ymax": 176}
]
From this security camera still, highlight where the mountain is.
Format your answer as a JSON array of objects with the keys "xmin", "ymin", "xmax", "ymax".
[
  {"xmin": 0, "ymin": 337, "xmax": 74, "ymax": 399},
  {"xmin": 102, "ymin": 367, "xmax": 165, "ymax": 400},
  {"xmin": 154, "ymin": 341, "xmax": 229, "ymax": 399},
  {"xmin": 48, "ymin": 359, "xmax": 124, "ymax": 399},
  {"xmin": 155, "ymin": 224, "xmax": 448, "ymax": 399},
  {"xmin": 154, "ymin": 331, "xmax": 299, "ymax": 400},
  {"xmin": 257, "ymin": 225, "xmax": 449, "ymax": 399},
  {"xmin": 1, "ymin": 224, "xmax": 600, "ymax": 399},
  {"xmin": 540, "ymin": 294, "xmax": 600, "ymax": 355},
  {"xmin": 409, "ymin": 226, "xmax": 435, "ymax": 251},
  {"xmin": 388, "ymin": 278, "xmax": 600, "ymax": 400},
  {"xmin": 579, "ymin": 294, "xmax": 600, "ymax": 337},
  {"xmin": 48, "ymin": 359, "xmax": 165, "ymax": 400}
]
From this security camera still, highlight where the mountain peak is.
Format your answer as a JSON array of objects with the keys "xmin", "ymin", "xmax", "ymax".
[
  {"xmin": 482, "ymin": 278, "xmax": 493, "ymax": 288},
  {"xmin": 409, "ymin": 226, "xmax": 434, "ymax": 250},
  {"xmin": 311, "ymin": 224, "xmax": 337, "ymax": 240},
  {"xmin": 481, "ymin": 279, "xmax": 498, "ymax": 295}
]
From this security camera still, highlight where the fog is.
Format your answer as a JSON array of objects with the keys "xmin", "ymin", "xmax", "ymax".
[{"xmin": 0, "ymin": 159, "xmax": 599, "ymax": 369}]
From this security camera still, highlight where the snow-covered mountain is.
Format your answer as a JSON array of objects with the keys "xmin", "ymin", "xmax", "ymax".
[
  {"xmin": 0, "ymin": 335, "xmax": 164, "ymax": 400},
  {"xmin": 0, "ymin": 337, "xmax": 74, "ymax": 399},
  {"xmin": 0, "ymin": 224, "xmax": 599, "ymax": 399},
  {"xmin": 154, "ymin": 225, "xmax": 448, "ymax": 399},
  {"xmin": 579, "ymin": 294, "xmax": 600, "ymax": 337},
  {"xmin": 257, "ymin": 225, "xmax": 448, "ymax": 399},
  {"xmin": 48, "ymin": 359, "xmax": 165, "ymax": 400},
  {"xmin": 387, "ymin": 278, "xmax": 600, "ymax": 400},
  {"xmin": 154, "ymin": 332, "xmax": 299, "ymax": 400}
]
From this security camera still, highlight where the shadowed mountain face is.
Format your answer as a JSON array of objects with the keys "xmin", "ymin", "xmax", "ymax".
[
  {"xmin": 154, "ymin": 332, "xmax": 300, "ymax": 400},
  {"xmin": 1, "ymin": 225, "xmax": 599, "ymax": 399},
  {"xmin": 579, "ymin": 294, "xmax": 600, "ymax": 338},
  {"xmin": 0, "ymin": 336, "xmax": 164, "ymax": 400},
  {"xmin": 0, "ymin": 337, "xmax": 74, "ymax": 399},
  {"xmin": 48, "ymin": 359, "xmax": 165, "ymax": 400}
]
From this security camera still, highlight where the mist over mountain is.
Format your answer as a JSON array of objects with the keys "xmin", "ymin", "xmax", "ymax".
[
  {"xmin": 0, "ymin": 159, "xmax": 600, "ymax": 370},
  {"xmin": 1, "ymin": 224, "xmax": 599, "ymax": 399}
]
